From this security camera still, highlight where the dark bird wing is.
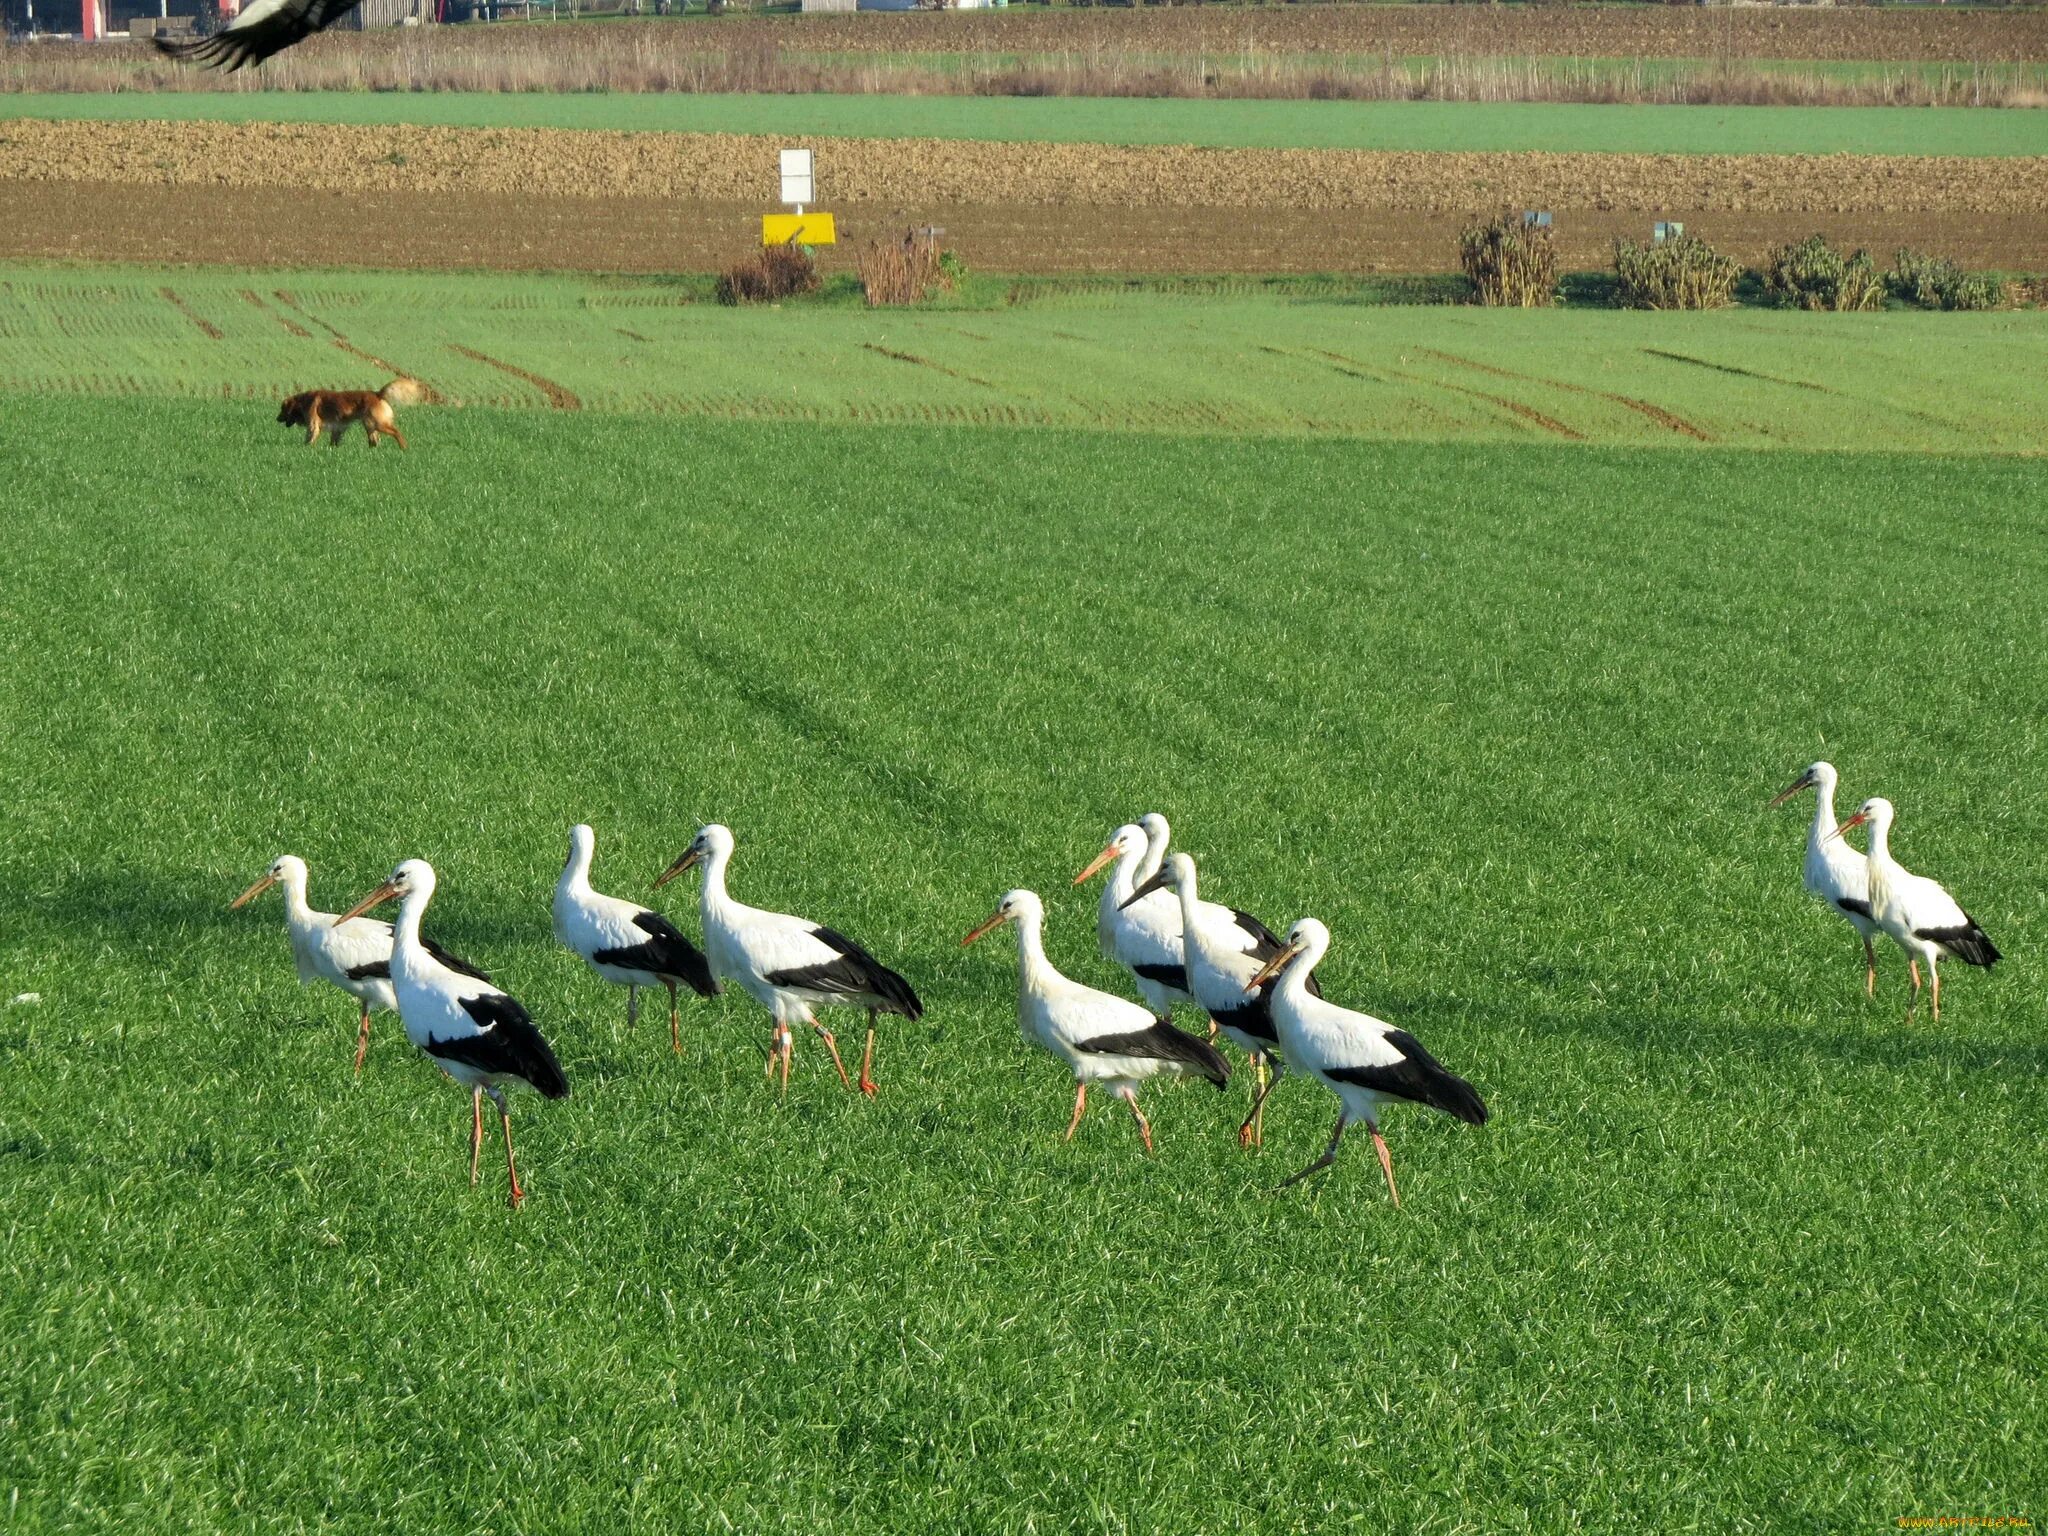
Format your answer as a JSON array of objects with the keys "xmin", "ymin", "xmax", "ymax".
[
  {"xmin": 1130, "ymin": 961, "xmax": 1190, "ymax": 994},
  {"xmin": 764, "ymin": 926, "xmax": 923, "ymax": 1019},
  {"xmin": 154, "ymin": 0, "xmax": 366, "ymax": 72},
  {"xmin": 1326, "ymin": 1028, "xmax": 1488, "ymax": 1125},
  {"xmin": 1075, "ymin": 1020, "xmax": 1231, "ymax": 1088},
  {"xmin": 434, "ymin": 993, "xmax": 570, "ymax": 1100},
  {"xmin": 592, "ymin": 910, "xmax": 718, "ymax": 997},
  {"xmin": 421, "ymin": 935, "xmax": 492, "ymax": 983},
  {"xmin": 1915, "ymin": 915, "xmax": 2001, "ymax": 968},
  {"xmin": 343, "ymin": 959, "xmax": 390, "ymax": 982}
]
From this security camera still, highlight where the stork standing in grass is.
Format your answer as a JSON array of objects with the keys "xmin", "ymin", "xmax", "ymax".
[
  {"xmin": 554, "ymin": 823, "xmax": 716, "ymax": 1055},
  {"xmin": 1769, "ymin": 761, "xmax": 1885, "ymax": 997},
  {"xmin": 1075, "ymin": 823, "xmax": 1196, "ymax": 1023},
  {"xmin": 230, "ymin": 853, "xmax": 489, "ymax": 1075},
  {"xmin": 337, "ymin": 860, "xmax": 568, "ymax": 1209},
  {"xmin": 1122, "ymin": 852, "xmax": 1310, "ymax": 1149},
  {"xmin": 1829, "ymin": 797, "xmax": 2000, "ymax": 1022},
  {"xmin": 1247, "ymin": 918, "xmax": 1487, "ymax": 1202},
  {"xmin": 653, "ymin": 823, "xmax": 921, "ymax": 1095},
  {"xmin": 964, "ymin": 889, "xmax": 1229, "ymax": 1152}
]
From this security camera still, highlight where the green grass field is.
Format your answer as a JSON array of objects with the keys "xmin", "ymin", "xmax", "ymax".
[
  {"xmin": 8, "ymin": 91, "xmax": 2047, "ymax": 155},
  {"xmin": 8, "ymin": 265, "xmax": 2048, "ymax": 452},
  {"xmin": 3, "ymin": 273, "xmax": 2046, "ymax": 1531}
]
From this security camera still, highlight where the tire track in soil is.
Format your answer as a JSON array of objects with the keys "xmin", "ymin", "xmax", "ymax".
[
  {"xmin": 1418, "ymin": 346, "xmax": 1713, "ymax": 442},
  {"xmin": 446, "ymin": 343, "xmax": 582, "ymax": 410},
  {"xmin": 158, "ymin": 287, "xmax": 222, "ymax": 340}
]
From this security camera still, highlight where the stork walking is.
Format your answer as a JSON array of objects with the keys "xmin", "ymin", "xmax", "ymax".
[
  {"xmin": 554, "ymin": 823, "xmax": 716, "ymax": 1055},
  {"xmin": 964, "ymin": 889, "xmax": 1229, "ymax": 1152},
  {"xmin": 1828, "ymin": 797, "xmax": 2000, "ymax": 1021},
  {"xmin": 230, "ymin": 853, "xmax": 488, "ymax": 1075},
  {"xmin": 653, "ymin": 824, "xmax": 921, "ymax": 1096},
  {"xmin": 1769, "ymin": 761, "xmax": 1884, "ymax": 997},
  {"xmin": 1247, "ymin": 918, "xmax": 1488, "ymax": 1202},
  {"xmin": 337, "ymin": 861, "xmax": 568, "ymax": 1208},
  {"xmin": 1122, "ymin": 852, "xmax": 1310, "ymax": 1148}
]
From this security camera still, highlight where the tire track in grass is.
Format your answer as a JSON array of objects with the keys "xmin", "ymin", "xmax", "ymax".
[
  {"xmin": 242, "ymin": 290, "xmax": 311, "ymax": 338},
  {"xmin": 446, "ymin": 343, "xmax": 581, "ymax": 411},
  {"xmin": 1642, "ymin": 345, "xmax": 1967, "ymax": 432},
  {"xmin": 1417, "ymin": 346, "xmax": 1713, "ymax": 442},
  {"xmin": 859, "ymin": 342, "xmax": 1001, "ymax": 391},
  {"xmin": 1268, "ymin": 344, "xmax": 1584, "ymax": 440},
  {"xmin": 157, "ymin": 287, "xmax": 221, "ymax": 340},
  {"xmin": 272, "ymin": 288, "xmax": 445, "ymax": 401}
]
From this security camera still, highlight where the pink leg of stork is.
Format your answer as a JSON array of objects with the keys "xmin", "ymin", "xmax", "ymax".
[
  {"xmin": 469, "ymin": 1087, "xmax": 484, "ymax": 1186},
  {"xmin": 812, "ymin": 1021, "xmax": 854, "ymax": 1091},
  {"xmin": 1063, "ymin": 1082, "xmax": 1088, "ymax": 1141},
  {"xmin": 1118, "ymin": 1087, "xmax": 1154, "ymax": 1155},
  {"xmin": 857, "ymin": 1014, "xmax": 879, "ymax": 1098},
  {"xmin": 1371, "ymin": 1127, "xmax": 1402, "ymax": 1208},
  {"xmin": 1863, "ymin": 937, "xmax": 1878, "ymax": 1000},
  {"xmin": 500, "ymin": 1106, "xmax": 525, "ymax": 1211},
  {"xmin": 1930, "ymin": 963, "xmax": 1942, "ymax": 1023},
  {"xmin": 353, "ymin": 1002, "xmax": 372, "ymax": 1076},
  {"xmin": 1907, "ymin": 958, "xmax": 1925, "ymax": 1020}
]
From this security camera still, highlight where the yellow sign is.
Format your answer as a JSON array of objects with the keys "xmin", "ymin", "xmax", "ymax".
[{"xmin": 763, "ymin": 213, "xmax": 836, "ymax": 247}]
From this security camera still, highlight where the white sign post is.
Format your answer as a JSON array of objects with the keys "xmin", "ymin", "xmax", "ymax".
[{"xmin": 779, "ymin": 148, "xmax": 814, "ymax": 215}]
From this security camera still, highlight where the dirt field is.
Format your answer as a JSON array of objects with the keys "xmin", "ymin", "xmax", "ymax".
[
  {"xmin": 5, "ymin": 178, "xmax": 2041, "ymax": 277},
  {"xmin": 6, "ymin": 118, "xmax": 2047, "ymax": 213},
  {"xmin": 6, "ymin": 116, "xmax": 2044, "ymax": 276}
]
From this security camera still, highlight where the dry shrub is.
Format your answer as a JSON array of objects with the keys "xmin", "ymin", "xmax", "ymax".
[
  {"xmin": 716, "ymin": 241, "xmax": 818, "ymax": 307},
  {"xmin": 1459, "ymin": 214, "xmax": 1557, "ymax": 308},
  {"xmin": 1888, "ymin": 249, "xmax": 2006, "ymax": 311},
  {"xmin": 1760, "ymin": 235, "xmax": 1886, "ymax": 313},
  {"xmin": 856, "ymin": 228, "xmax": 959, "ymax": 307},
  {"xmin": 1612, "ymin": 233, "xmax": 1740, "ymax": 310}
]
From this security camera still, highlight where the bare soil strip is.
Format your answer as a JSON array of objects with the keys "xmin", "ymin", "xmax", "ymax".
[
  {"xmin": 6, "ymin": 120, "xmax": 2046, "ymax": 215},
  {"xmin": 158, "ymin": 286, "xmax": 222, "ymax": 340},
  {"xmin": 5, "ymin": 181, "xmax": 2043, "ymax": 278}
]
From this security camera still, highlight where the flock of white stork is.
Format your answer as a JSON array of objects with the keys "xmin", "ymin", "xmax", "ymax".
[{"xmin": 229, "ymin": 765, "xmax": 1998, "ymax": 1212}]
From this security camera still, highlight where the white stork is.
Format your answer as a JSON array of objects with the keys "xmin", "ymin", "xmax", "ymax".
[
  {"xmin": 652, "ymin": 823, "xmax": 921, "ymax": 1096},
  {"xmin": 1074, "ymin": 822, "xmax": 1194, "ymax": 1022},
  {"xmin": 1121, "ymin": 852, "xmax": 1314, "ymax": 1149},
  {"xmin": 963, "ymin": 889, "xmax": 1230, "ymax": 1152},
  {"xmin": 229, "ymin": 853, "xmax": 489, "ymax": 1075},
  {"xmin": 553, "ymin": 823, "xmax": 716, "ymax": 1055},
  {"xmin": 154, "ymin": 0, "xmax": 367, "ymax": 72},
  {"xmin": 336, "ymin": 860, "xmax": 568, "ymax": 1209},
  {"xmin": 1247, "ymin": 918, "xmax": 1488, "ymax": 1203},
  {"xmin": 1828, "ymin": 797, "xmax": 2001, "ymax": 1021},
  {"xmin": 1769, "ymin": 760, "xmax": 1884, "ymax": 996}
]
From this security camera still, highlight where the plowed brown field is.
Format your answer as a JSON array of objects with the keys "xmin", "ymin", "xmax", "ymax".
[{"xmin": 6, "ymin": 118, "xmax": 2044, "ymax": 275}]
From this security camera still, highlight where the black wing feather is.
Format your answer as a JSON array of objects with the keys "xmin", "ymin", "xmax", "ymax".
[
  {"xmin": 1075, "ymin": 1021, "xmax": 1230, "ymax": 1087},
  {"xmin": 1324, "ymin": 1028, "xmax": 1487, "ymax": 1125},
  {"xmin": 1914, "ymin": 916, "xmax": 2001, "ymax": 968},
  {"xmin": 1232, "ymin": 909, "xmax": 1326, "ymax": 998},
  {"xmin": 591, "ymin": 910, "xmax": 717, "ymax": 997},
  {"xmin": 762, "ymin": 926, "xmax": 923, "ymax": 1020},
  {"xmin": 343, "ymin": 959, "xmax": 390, "ymax": 982},
  {"xmin": 421, "ymin": 935, "xmax": 492, "ymax": 983},
  {"xmin": 1835, "ymin": 897, "xmax": 1874, "ymax": 920},
  {"xmin": 1207, "ymin": 1001, "xmax": 1280, "ymax": 1050},
  {"xmin": 1130, "ymin": 961, "xmax": 1190, "ymax": 994},
  {"xmin": 154, "ymin": 0, "xmax": 365, "ymax": 72},
  {"xmin": 435, "ymin": 993, "xmax": 570, "ymax": 1100}
]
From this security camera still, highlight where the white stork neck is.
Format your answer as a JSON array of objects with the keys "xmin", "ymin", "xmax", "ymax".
[
  {"xmin": 1274, "ymin": 934, "xmax": 1328, "ymax": 1005},
  {"xmin": 280, "ymin": 874, "xmax": 315, "ymax": 927},
  {"xmin": 391, "ymin": 888, "xmax": 427, "ymax": 958},
  {"xmin": 1806, "ymin": 780, "xmax": 1839, "ymax": 856},
  {"xmin": 1864, "ymin": 815, "xmax": 1892, "ymax": 871},
  {"xmin": 698, "ymin": 840, "xmax": 736, "ymax": 915},
  {"xmin": 559, "ymin": 840, "xmax": 593, "ymax": 895},
  {"xmin": 1011, "ymin": 907, "xmax": 1057, "ymax": 992},
  {"xmin": 1171, "ymin": 868, "xmax": 1217, "ymax": 965}
]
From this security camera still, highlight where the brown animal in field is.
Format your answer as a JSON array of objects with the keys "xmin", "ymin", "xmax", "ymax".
[{"xmin": 277, "ymin": 377, "xmax": 425, "ymax": 448}]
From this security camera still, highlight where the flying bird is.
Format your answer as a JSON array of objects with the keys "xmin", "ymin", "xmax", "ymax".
[
  {"xmin": 337, "ymin": 860, "xmax": 568, "ymax": 1209},
  {"xmin": 230, "ymin": 852, "xmax": 488, "ymax": 1075},
  {"xmin": 154, "ymin": 0, "xmax": 365, "ymax": 72},
  {"xmin": 963, "ymin": 888, "xmax": 1229, "ymax": 1153},
  {"xmin": 1828, "ymin": 797, "xmax": 2000, "ymax": 1021},
  {"xmin": 1247, "ymin": 918, "xmax": 1487, "ymax": 1203},
  {"xmin": 653, "ymin": 823, "xmax": 921, "ymax": 1096},
  {"xmin": 1121, "ymin": 852, "xmax": 1311, "ymax": 1148},
  {"xmin": 1769, "ymin": 761, "xmax": 1884, "ymax": 996},
  {"xmin": 553, "ymin": 823, "xmax": 716, "ymax": 1055}
]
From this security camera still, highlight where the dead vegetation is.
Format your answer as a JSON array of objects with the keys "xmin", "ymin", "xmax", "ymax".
[
  {"xmin": 1612, "ymin": 233, "xmax": 1742, "ymax": 311},
  {"xmin": 716, "ymin": 241, "xmax": 819, "ymax": 306},
  {"xmin": 1460, "ymin": 214, "xmax": 1557, "ymax": 309}
]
